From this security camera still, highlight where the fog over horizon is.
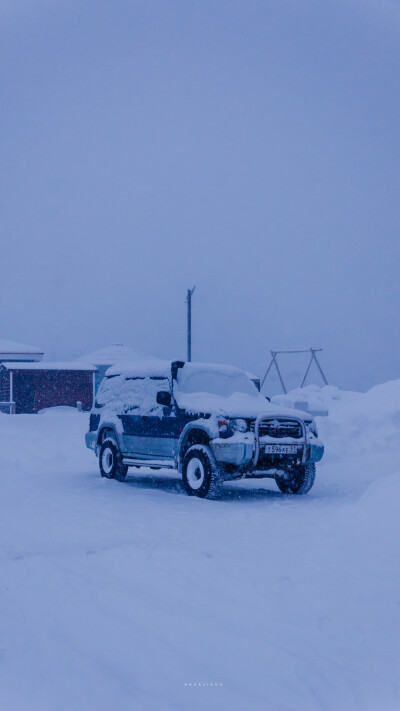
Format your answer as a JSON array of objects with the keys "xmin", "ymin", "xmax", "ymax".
[{"xmin": 1, "ymin": 0, "xmax": 399, "ymax": 394}]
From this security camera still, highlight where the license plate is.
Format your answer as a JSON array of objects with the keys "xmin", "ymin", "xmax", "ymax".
[{"xmin": 263, "ymin": 444, "xmax": 298, "ymax": 454}]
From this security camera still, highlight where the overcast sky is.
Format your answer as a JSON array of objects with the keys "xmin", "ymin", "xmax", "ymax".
[{"xmin": 1, "ymin": 0, "xmax": 399, "ymax": 392}]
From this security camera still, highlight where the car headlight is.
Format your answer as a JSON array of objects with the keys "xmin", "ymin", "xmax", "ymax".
[
  {"xmin": 306, "ymin": 420, "xmax": 318, "ymax": 438},
  {"xmin": 230, "ymin": 418, "xmax": 248, "ymax": 433}
]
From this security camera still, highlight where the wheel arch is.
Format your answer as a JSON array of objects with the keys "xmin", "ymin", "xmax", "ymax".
[
  {"xmin": 178, "ymin": 425, "xmax": 212, "ymax": 472},
  {"xmin": 96, "ymin": 424, "xmax": 120, "ymax": 447}
]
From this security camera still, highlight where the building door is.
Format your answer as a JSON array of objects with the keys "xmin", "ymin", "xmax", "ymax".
[{"xmin": 13, "ymin": 371, "xmax": 35, "ymax": 413}]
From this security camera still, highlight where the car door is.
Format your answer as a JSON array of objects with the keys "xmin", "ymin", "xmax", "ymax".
[{"xmin": 120, "ymin": 376, "xmax": 181, "ymax": 459}]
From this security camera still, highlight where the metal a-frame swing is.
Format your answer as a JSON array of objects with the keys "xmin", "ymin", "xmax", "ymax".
[{"xmin": 260, "ymin": 348, "xmax": 328, "ymax": 394}]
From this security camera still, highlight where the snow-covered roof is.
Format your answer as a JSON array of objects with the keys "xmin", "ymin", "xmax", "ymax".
[
  {"xmin": 1, "ymin": 362, "xmax": 96, "ymax": 371},
  {"xmin": 0, "ymin": 339, "xmax": 44, "ymax": 361},
  {"xmin": 76, "ymin": 344, "xmax": 152, "ymax": 366}
]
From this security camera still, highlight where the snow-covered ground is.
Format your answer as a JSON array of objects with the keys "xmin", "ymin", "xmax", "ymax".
[
  {"xmin": 1, "ymin": 383, "xmax": 400, "ymax": 711},
  {"xmin": 270, "ymin": 383, "xmax": 361, "ymax": 416}
]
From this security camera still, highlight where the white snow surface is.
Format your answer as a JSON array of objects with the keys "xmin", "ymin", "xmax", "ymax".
[
  {"xmin": 1, "ymin": 379, "xmax": 400, "ymax": 711},
  {"xmin": 270, "ymin": 383, "xmax": 361, "ymax": 415},
  {"xmin": 96, "ymin": 374, "xmax": 170, "ymax": 419},
  {"xmin": 174, "ymin": 363, "xmax": 314, "ymax": 419},
  {"xmin": 175, "ymin": 362, "xmax": 271, "ymax": 416},
  {"xmin": 2, "ymin": 361, "xmax": 96, "ymax": 371},
  {"xmin": 106, "ymin": 358, "xmax": 173, "ymax": 378}
]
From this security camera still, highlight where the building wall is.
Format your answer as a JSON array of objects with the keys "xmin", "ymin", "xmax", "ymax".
[
  {"xmin": 0, "ymin": 369, "xmax": 11, "ymax": 412},
  {"xmin": 12, "ymin": 370, "xmax": 94, "ymax": 414}
]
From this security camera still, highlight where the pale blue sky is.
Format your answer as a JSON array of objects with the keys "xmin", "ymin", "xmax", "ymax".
[{"xmin": 1, "ymin": 0, "xmax": 399, "ymax": 391}]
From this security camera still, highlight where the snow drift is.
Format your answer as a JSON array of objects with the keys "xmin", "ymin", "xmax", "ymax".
[{"xmin": 1, "ymin": 379, "xmax": 400, "ymax": 711}]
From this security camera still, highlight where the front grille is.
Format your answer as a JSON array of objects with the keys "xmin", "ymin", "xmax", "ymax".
[{"xmin": 250, "ymin": 418, "xmax": 302, "ymax": 439}]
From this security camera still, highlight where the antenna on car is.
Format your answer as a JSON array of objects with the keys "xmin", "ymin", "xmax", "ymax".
[{"xmin": 186, "ymin": 286, "xmax": 196, "ymax": 362}]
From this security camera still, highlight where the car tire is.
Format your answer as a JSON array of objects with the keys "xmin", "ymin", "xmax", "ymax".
[
  {"xmin": 182, "ymin": 445, "xmax": 222, "ymax": 499},
  {"xmin": 275, "ymin": 463, "xmax": 316, "ymax": 495},
  {"xmin": 99, "ymin": 438, "xmax": 128, "ymax": 481}
]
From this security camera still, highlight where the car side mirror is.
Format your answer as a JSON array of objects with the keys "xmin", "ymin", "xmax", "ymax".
[{"xmin": 156, "ymin": 391, "xmax": 172, "ymax": 407}]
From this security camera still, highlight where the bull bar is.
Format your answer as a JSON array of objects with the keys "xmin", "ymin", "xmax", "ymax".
[{"xmin": 252, "ymin": 414, "xmax": 308, "ymax": 469}]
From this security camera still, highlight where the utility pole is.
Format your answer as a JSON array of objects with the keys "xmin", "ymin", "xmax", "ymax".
[{"xmin": 186, "ymin": 286, "xmax": 196, "ymax": 362}]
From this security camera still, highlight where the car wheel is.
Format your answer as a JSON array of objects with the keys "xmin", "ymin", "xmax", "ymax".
[
  {"xmin": 99, "ymin": 438, "xmax": 128, "ymax": 481},
  {"xmin": 275, "ymin": 463, "xmax": 316, "ymax": 495},
  {"xmin": 182, "ymin": 445, "xmax": 222, "ymax": 498}
]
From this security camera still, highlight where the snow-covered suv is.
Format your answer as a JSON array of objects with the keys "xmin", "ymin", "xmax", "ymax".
[{"xmin": 85, "ymin": 359, "xmax": 324, "ymax": 498}]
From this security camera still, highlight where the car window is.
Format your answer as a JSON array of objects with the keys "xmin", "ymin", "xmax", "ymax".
[
  {"xmin": 177, "ymin": 369, "xmax": 257, "ymax": 397},
  {"xmin": 95, "ymin": 375, "xmax": 122, "ymax": 407},
  {"xmin": 96, "ymin": 375, "xmax": 172, "ymax": 416},
  {"xmin": 127, "ymin": 377, "xmax": 171, "ymax": 415}
]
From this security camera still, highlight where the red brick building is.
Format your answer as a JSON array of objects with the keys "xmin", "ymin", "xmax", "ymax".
[{"xmin": 0, "ymin": 362, "xmax": 96, "ymax": 414}]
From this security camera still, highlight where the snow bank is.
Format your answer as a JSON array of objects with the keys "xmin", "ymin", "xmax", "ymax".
[
  {"xmin": 270, "ymin": 383, "xmax": 361, "ymax": 416},
  {"xmin": 318, "ymin": 378, "xmax": 400, "ymax": 459},
  {"xmin": 2, "ymin": 378, "xmax": 400, "ymax": 711},
  {"xmin": 358, "ymin": 470, "xmax": 400, "ymax": 515},
  {"xmin": 38, "ymin": 406, "xmax": 82, "ymax": 415}
]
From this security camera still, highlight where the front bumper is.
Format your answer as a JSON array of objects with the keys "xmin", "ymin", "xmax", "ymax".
[
  {"xmin": 307, "ymin": 441, "xmax": 324, "ymax": 463},
  {"xmin": 211, "ymin": 436, "xmax": 254, "ymax": 466},
  {"xmin": 211, "ymin": 434, "xmax": 324, "ymax": 469}
]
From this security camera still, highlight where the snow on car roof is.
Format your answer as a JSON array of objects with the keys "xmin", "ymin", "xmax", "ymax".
[
  {"xmin": 106, "ymin": 360, "xmax": 252, "ymax": 380},
  {"xmin": 178, "ymin": 362, "xmax": 250, "ymax": 378},
  {"xmin": 105, "ymin": 358, "xmax": 173, "ymax": 379}
]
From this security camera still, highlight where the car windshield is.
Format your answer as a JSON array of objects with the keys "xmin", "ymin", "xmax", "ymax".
[{"xmin": 176, "ymin": 368, "xmax": 258, "ymax": 398}]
